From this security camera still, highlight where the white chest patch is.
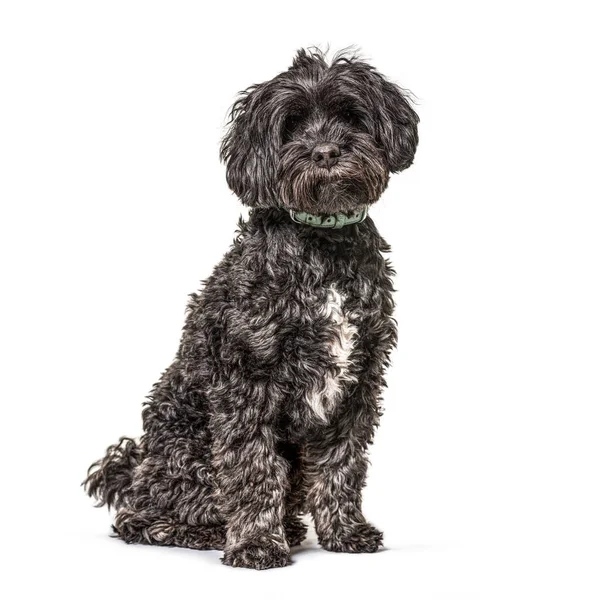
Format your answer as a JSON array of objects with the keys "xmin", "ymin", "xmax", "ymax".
[{"xmin": 305, "ymin": 286, "xmax": 358, "ymax": 421}]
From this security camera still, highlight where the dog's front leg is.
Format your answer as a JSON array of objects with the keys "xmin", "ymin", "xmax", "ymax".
[
  {"xmin": 305, "ymin": 421, "xmax": 383, "ymax": 554},
  {"xmin": 212, "ymin": 391, "xmax": 291, "ymax": 570}
]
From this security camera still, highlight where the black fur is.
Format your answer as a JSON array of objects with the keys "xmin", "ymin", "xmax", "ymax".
[
  {"xmin": 85, "ymin": 48, "xmax": 418, "ymax": 570},
  {"xmin": 220, "ymin": 48, "xmax": 418, "ymax": 211}
]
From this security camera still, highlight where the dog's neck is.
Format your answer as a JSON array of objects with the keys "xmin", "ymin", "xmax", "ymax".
[
  {"xmin": 243, "ymin": 207, "xmax": 385, "ymax": 270},
  {"xmin": 245, "ymin": 207, "xmax": 380, "ymax": 251}
]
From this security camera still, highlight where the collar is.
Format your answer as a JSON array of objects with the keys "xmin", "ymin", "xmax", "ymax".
[{"xmin": 288, "ymin": 207, "xmax": 368, "ymax": 229}]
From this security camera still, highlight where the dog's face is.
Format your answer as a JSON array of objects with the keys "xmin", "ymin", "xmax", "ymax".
[{"xmin": 221, "ymin": 49, "xmax": 419, "ymax": 215}]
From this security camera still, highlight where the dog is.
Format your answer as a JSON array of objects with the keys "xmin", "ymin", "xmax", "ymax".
[{"xmin": 84, "ymin": 48, "xmax": 419, "ymax": 570}]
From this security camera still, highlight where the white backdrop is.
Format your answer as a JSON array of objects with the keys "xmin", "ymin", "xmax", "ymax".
[{"xmin": 1, "ymin": 1, "xmax": 595, "ymax": 598}]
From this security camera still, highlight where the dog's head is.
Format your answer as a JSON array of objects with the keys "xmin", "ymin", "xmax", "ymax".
[{"xmin": 221, "ymin": 48, "xmax": 419, "ymax": 215}]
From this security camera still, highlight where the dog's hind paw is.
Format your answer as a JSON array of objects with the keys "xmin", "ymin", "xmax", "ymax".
[
  {"xmin": 319, "ymin": 522, "xmax": 383, "ymax": 554},
  {"xmin": 284, "ymin": 515, "xmax": 308, "ymax": 547},
  {"xmin": 222, "ymin": 540, "xmax": 291, "ymax": 570}
]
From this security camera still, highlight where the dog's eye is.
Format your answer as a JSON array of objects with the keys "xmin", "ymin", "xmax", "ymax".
[
  {"xmin": 340, "ymin": 108, "xmax": 363, "ymax": 128},
  {"xmin": 282, "ymin": 113, "xmax": 304, "ymax": 142}
]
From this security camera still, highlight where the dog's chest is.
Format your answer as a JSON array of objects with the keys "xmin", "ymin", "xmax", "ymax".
[{"xmin": 302, "ymin": 284, "xmax": 358, "ymax": 422}]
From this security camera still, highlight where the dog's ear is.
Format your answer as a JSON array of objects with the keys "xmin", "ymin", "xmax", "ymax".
[
  {"xmin": 375, "ymin": 77, "xmax": 419, "ymax": 173},
  {"xmin": 220, "ymin": 83, "xmax": 278, "ymax": 207}
]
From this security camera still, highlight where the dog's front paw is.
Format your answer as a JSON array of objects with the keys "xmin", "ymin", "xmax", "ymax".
[
  {"xmin": 222, "ymin": 540, "xmax": 291, "ymax": 570},
  {"xmin": 319, "ymin": 522, "xmax": 383, "ymax": 553}
]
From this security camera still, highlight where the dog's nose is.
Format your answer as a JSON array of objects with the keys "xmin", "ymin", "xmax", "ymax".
[{"xmin": 312, "ymin": 143, "xmax": 341, "ymax": 168}]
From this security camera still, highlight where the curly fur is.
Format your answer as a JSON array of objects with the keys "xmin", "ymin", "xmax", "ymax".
[
  {"xmin": 84, "ymin": 47, "xmax": 418, "ymax": 570},
  {"xmin": 85, "ymin": 437, "xmax": 145, "ymax": 509}
]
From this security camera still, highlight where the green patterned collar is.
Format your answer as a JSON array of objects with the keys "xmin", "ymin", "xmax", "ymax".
[{"xmin": 288, "ymin": 207, "xmax": 368, "ymax": 229}]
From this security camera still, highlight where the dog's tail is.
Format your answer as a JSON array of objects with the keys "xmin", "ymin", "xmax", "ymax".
[{"xmin": 83, "ymin": 437, "xmax": 144, "ymax": 509}]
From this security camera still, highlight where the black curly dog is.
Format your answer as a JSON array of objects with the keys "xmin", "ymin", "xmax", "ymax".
[{"xmin": 85, "ymin": 48, "xmax": 419, "ymax": 570}]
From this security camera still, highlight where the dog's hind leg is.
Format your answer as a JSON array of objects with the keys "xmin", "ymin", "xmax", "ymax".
[
  {"xmin": 114, "ymin": 509, "xmax": 226, "ymax": 550},
  {"xmin": 107, "ymin": 438, "xmax": 224, "ymax": 551}
]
